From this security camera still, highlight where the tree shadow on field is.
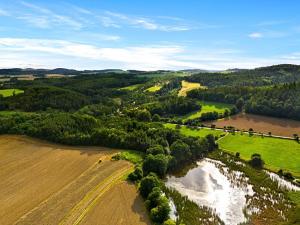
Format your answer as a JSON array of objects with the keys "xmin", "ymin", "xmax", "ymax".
[{"xmin": 130, "ymin": 182, "xmax": 152, "ymax": 225}]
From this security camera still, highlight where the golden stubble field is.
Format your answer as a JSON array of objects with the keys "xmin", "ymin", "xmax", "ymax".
[{"xmin": 0, "ymin": 135, "xmax": 150, "ymax": 225}]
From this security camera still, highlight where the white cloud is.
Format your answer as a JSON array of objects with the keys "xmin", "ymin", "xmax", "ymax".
[
  {"xmin": 0, "ymin": 8, "xmax": 9, "ymax": 16},
  {"xmin": 249, "ymin": 30, "xmax": 289, "ymax": 39},
  {"xmin": 0, "ymin": 38, "xmax": 299, "ymax": 70},
  {"xmin": 103, "ymin": 11, "xmax": 192, "ymax": 32},
  {"xmin": 249, "ymin": 32, "xmax": 263, "ymax": 39},
  {"xmin": 19, "ymin": 1, "xmax": 83, "ymax": 30}
]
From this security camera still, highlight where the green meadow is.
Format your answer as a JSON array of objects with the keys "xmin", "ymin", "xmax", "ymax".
[
  {"xmin": 218, "ymin": 133, "xmax": 300, "ymax": 177},
  {"xmin": 182, "ymin": 101, "xmax": 233, "ymax": 121}
]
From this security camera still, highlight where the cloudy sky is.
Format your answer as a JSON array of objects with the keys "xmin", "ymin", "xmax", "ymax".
[{"xmin": 0, "ymin": 0, "xmax": 300, "ymax": 70}]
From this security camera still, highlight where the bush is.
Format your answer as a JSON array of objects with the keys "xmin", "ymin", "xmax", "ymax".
[
  {"xmin": 142, "ymin": 154, "xmax": 169, "ymax": 177},
  {"xmin": 145, "ymin": 187, "xmax": 162, "ymax": 210},
  {"xmin": 146, "ymin": 145, "xmax": 165, "ymax": 155},
  {"xmin": 139, "ymin": 173, "xmax": 161, "ymax": 198},
  {"xmin": 249, "ymin": 153, "xmax": 264, "ymax": 169},
  {"xmin": 150, "ymin": 196, "xmax": 170, "ymax": 223},
  {"xmin": 283, "ymin": 172, "xmax": 294, "ymax": 180},
  {"xmin": 152, "ymin": 114, "xmax": 161, "ymax": 122},
  {"xmin": 163, "ymin": 219, "xmax": 177, "ymax": 225},
  {"xmin": 128, "ymin": 167, "xmax": 143, "ymax": 182}
]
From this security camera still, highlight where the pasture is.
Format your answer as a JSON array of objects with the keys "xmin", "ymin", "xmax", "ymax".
[
  {"xmin": 218, "ymin": 133, "xmax": 300, "ymax": 177},
  {"xmin": 183, "ymin": 101, "xmax": 233, "ymax": 120},
  {"xmin": 0, "ymin": 135, "xmax": 148, "ymax": 225},
  {"xmin": 208, "ymin": 113, "xmax": 300, "ymax": 137},
  {"xmin": 164, "ymin": 123, "xmax": 225, "ymax": 138},
  {"xmin": 178, "ymin": 80, "xmax": 203, "ymax": 97},
  {"xmin": 0, "ymin": 88, "xmax": 24, "ymax": 97}
]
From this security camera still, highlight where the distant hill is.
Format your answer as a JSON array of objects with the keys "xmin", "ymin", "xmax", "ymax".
[{"xmin": 185, "ymin": 64, "xmax": 300, "ymax": 87}]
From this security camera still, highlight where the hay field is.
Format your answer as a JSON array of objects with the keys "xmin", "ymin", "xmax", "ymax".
[{"xmin": 0, "ymin": 135, "xmax": 148, "ymax": 225}]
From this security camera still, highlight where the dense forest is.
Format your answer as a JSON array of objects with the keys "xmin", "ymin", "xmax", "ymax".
[{"xmin": 188, "ymin": 82, "xmax": 300, "ymax": 120}]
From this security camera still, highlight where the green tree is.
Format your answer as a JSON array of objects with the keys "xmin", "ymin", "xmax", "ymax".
[
  {"xmin": 143, "ymin": 154, "xmax": 168, "ymax": 177},
  {"xmin": 236, "ymin": 98, "xmax": 244, "ymax": 111},
  {"xmin": 128, "ymin": 167, "xmax": 143, "ymax": 182},
  {"xmin": 137, "ymin": 110, "xmax": 151, "ymax": 122},
  {"xmin": 145, "ymin": 187, "xmax": 162, "ymax": 210},
  {"xmin": 150, "ymin": 196, "xmax": 170, "ymax": 223},
  {"xmin": 146, "ymin": 145, "xmax": 165, "ymax": 155},
  {"xmin": 249, "ymin": 153, "xmax": 264, "ymax": 169},
  {"xmin": 152, "ymin": 114, "xmax": 161, "ymax": 122},
  {"xmin": 139, "ymin": 173, "xmax": 161, "ymax": 198},
  {"xmin": 163, "ymin": 219, "xmax": 176, "ymax": 225},
  {"xmin": 170, "ymin": 140, "xmax": 191, "ymax": 164}
]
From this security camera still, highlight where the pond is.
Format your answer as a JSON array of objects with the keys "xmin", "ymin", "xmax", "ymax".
[{"xmin": 166, "ymin": 158, "xmax": 254, "ymax": 225}]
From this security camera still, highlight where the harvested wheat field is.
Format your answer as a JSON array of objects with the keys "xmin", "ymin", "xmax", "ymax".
[
  {"xmin": 80, "ymin": 181, "xmax": 151, "ymax": 225},
  {"xmin": 0, "ymin": 135, "xmax": 148, "ymax": 225},
  {"xmin": 207, "ymin": 113, "xmax": 300, "ymax": 137}
]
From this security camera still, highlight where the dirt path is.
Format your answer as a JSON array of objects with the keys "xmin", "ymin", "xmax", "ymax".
[{"xmin": 59, "ymin": 165, "xmax": 132, "ymax": 225}]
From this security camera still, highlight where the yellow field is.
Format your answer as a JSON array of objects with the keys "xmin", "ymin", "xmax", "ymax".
[
  {"xmin": 0, "ymin": 135, "xmax": 149, "ymax": 225},
  {"xmin": 178, "ymin": 80, "xmax": 204, "ymax": 96}
]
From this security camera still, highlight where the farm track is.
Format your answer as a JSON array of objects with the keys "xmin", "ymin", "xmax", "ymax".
[
  {"xmin": 14, "ymin": 160, "xmax": 131, "ymax": 225},
  {"xmin": 59, "ymin": 165, "xmax": 132, "ymax": 225}
]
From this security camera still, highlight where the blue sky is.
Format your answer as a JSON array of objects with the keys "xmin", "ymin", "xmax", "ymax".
[{"xmin": 0, "ymin": 0, "xmax": 300, "ymax": 70}]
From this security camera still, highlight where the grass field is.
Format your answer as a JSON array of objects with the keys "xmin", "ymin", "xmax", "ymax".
[
  {"xmin": 0, "ymin": 135, "xmax": 148, "ymax": 225},
  {"xmin": 164, "ymin": 123, "xmax": 225, "ymax": 138},
  {"xmin": 218, "ymin": 133, "xmax": 300, "ymax": 177},
  {"xmin": 183, "ymin": 101, "xmax": 233, "ymax": 120},
  {"xmin": 146, "ymin": 85, "xmax": 162, "ymax": 92},
  {"xmin": 117, "ymin": 150, "xmax": 144, "ymax": 165},
  {"xmin": 0, "ymin": 89, "xmax": 24, "ymax": 97}
]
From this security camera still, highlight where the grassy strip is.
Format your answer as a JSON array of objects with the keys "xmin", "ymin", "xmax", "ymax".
[
  {"xmin": 164, "ymin": 123, "xmax": 225, "ymax": 138},
  {"xmin": 113, "ymin": 150, "xmax": 144, "ymax": 166},
  {"xmin": 218, "ymin": 133, "xmax": 300, "ymax": 177}
]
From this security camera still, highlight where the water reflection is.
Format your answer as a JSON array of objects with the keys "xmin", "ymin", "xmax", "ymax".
[{"xmin": 166, "ymin": 158, "xmax": 254, "ymax": 225}]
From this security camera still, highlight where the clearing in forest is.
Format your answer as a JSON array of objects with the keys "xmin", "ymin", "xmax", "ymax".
[
  {"xmin": 178, "ymin": 80, "xmax": 204, "ymax": 97},
  {"xmin": 183, "ymin": 101, "xmax": 233, "ymax": 121},
  {"xmin": 0, "ymin": 88, "xmax": 24, "ymax": 97}
]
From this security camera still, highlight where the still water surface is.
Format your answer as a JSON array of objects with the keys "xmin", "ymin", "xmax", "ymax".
[{"xmin": 166, "ymin": 158, "xmax": 254, "ymax": 225}]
